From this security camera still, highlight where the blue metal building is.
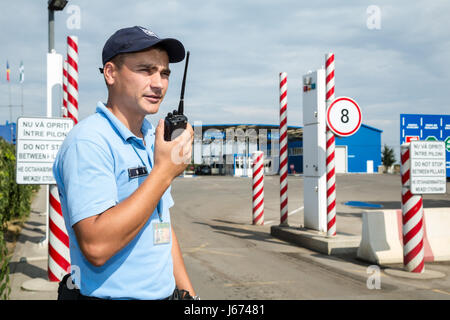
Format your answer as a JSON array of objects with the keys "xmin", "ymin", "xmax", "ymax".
[{"xmin": 335, "ymin": 124, "xmax": 383, "ymax": 173}]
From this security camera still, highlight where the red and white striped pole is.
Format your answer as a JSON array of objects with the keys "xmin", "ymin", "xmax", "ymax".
[
  {"xmin": 48, "ymin": 186, "xmax": 70, "ymax": 281},
  {"xmin": 325, "ymin": 53, "xmax": 337, "ymax": 236},
  {"xmin": 48, "ymin": 37, "xmax": 78, "ymax": 281},
  {"xmin": 62, "ymin": 59, "xmax": 68, "ymax": 117},
  {"xmin": 67, "ymin": 36, "xmax": 79, "ymax": 124},
  {"xmin": 401, "ymin": 143, "xmax": 425, "ymax": 273},
  {"xmin": 252, "ymin": 151, "xmax": 264, "ymax": 225},
  {"xmin": 279, "ymin": 72, "xmax": 288, "ymax": 226}
]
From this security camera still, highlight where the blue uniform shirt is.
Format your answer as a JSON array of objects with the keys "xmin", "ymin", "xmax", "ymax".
[{"xmin": 53, "ymin": 101, "xmax": 175, "ymax": 299}]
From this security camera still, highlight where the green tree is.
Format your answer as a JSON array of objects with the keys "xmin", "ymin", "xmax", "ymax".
[
  {"xmin": 0, "ymin": 231, "xmax": 10, "ymax": 300},
  {"xmin": 382, "ymin": 144, "xmax": 396, "ymax": 168},
  {"xmin": 0, "ymin": 137, "xmax": 39, "ymax": 299}
]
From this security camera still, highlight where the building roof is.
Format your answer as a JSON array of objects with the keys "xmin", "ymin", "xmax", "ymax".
[
  {"xmin": 192, "ymin": 123, "xmax": 304, "ymax": 139},
  {"xmin": 360, "ymin": 123, "xmax": 383, "ymax": 133},
  {"xmin": 194, "ymin": 122, "xmax": 382, "ymax": 139}
]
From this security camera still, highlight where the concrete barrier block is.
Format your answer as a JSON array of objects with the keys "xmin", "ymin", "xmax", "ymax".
[
  {"xmin": 423, "ymin": 208, "xmax": 450, "ymax": 262},
  {"xmin": 357, "ymin": 208, "xmax": 450, "ymax": 265},
  {"xmin": 357, "ymin": 210, "xmax": 404, "ymax": 264}
]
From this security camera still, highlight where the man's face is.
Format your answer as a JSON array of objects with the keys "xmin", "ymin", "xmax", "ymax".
[{"xmin": 108, "ymin": 48, "xmax": 171, "ymax": 117}]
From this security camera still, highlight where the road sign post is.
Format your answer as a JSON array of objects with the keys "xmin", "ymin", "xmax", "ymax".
[
  {"xmin": 16, "ymin": 116, "xmax": 73, "ymax": 285},
  {"xmin": 400, "ymin": 140, "xmax": 445, "ymax": 273},
  {"xmin": 401, "ymin": 143, "xmax": 425, "ymax": 273},
  {"xmin": 326, "ymin": 96, "xmax": 362, "ymax": 138},
  {"xmin": 325, "ymin": 95, "xmax": 361, "ymax": 237}
]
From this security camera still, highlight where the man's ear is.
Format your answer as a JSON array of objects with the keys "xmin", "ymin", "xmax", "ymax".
[{"xmin": 103, "ymin": 61, "xmax": 116, "ymax": 86}]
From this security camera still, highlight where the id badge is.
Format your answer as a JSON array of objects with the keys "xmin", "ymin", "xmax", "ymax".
[
  {"xmin": 153, "ymin": 222, "xmax": 171, "ymax": 245},
  {"xmin": 128, "ymin": 166, "xmax": 148, "ymax": 179}
]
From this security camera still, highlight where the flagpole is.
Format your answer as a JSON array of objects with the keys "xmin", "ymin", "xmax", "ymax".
[
  {"xmin": 8, "ymin": 80, "xmax": 12, "ymax": 122},
  {"xmin": 21, "ymin": 83, "xmax": 23, "ymax": 116},
  {"xmin": 20, "ymin": 61, "xmax": 24, "ymax": 116}
]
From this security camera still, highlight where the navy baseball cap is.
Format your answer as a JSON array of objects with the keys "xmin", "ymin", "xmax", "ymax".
[{"xmin": 101, "ymin": 26, "xmax": 185, "ymax": 68}]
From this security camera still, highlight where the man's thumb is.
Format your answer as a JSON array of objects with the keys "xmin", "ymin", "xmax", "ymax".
[{"xmin": 156, "ymin": 119, "xmax": 164, "ymax": 139}]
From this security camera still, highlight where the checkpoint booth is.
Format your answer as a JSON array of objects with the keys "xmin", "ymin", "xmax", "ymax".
[{"xmin": 192, "ymin": 123, "xmax": 303, "ymax": 176}]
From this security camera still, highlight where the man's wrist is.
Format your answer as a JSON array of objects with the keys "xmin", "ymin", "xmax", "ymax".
[{"xmin": 150, "ymin": 165, "xmax": 173, "ymax": 188}]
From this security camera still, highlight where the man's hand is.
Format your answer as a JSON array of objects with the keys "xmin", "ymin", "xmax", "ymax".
[{"xmin": 153, "ymin": 119, "xmax": 193, "ymax": 182}]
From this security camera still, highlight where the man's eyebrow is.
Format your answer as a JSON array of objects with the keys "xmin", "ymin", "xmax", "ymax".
[{"xmin": 135, "ymin": 63, "xmax": 171, "ymax": 74}]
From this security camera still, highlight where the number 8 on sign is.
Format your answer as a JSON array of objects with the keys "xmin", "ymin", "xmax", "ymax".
[{"xmin": 326, "ymin": 96, "xmax": 362, "ymax": 137}]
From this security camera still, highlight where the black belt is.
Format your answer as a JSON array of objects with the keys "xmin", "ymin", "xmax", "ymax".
[{"xmin": 58, "ymin": 274, "xmax": 176, "ymax": 300}]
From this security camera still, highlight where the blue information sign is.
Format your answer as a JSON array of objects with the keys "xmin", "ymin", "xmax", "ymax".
[{"xmin": 400, "ymin": 114, "xmax": 450, "ymax": 177}]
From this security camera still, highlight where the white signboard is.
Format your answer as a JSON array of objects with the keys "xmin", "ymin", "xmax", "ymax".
[
  {"xmin": 326, "ymin": 96, "xmax": 362, "ymax": 137},
  {"xmin": 16, "ymin": 117, "xmax": 74, "ymax": 185},
  {"xmin": 410, "ymin": 141, "xmax": 446, "ymax": 194}
]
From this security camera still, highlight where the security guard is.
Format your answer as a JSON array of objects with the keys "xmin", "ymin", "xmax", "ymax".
[{"xmin": 53, "ymin": 26, "xmax": 196, "ymax": 300}]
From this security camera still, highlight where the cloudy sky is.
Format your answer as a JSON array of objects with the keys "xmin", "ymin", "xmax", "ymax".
[{"xmin": 1, "ymin": 0, "xmax": 449, "ymax": 159}]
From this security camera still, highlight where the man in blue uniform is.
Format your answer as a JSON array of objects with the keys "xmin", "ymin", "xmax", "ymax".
[{"xmin": 53, "ymin": 26, "xmax": 196, "ymax": 300}]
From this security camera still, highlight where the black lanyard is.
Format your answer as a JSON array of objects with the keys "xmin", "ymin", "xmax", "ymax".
[{"xmin": 130, "ymin": 138, "xmax": 163, "ymax": 222}]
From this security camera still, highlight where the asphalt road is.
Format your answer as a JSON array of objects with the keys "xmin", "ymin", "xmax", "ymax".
[{"xmin": 170, "ymin": 174, "xmax": 450, "ymax": 299}]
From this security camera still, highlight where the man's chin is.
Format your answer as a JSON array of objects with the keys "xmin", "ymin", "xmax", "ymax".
[{"xmin": 140, "ymin": 101, "xmax": 161, "ymax": 115}]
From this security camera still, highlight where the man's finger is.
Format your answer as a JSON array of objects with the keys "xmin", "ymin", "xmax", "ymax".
[{"xmin": 155, "ymin": 119, "xmax": 165, "ymax": 142}]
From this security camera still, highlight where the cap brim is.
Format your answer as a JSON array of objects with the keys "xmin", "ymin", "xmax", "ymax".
[{"xmin": 156, "ymin": 38, "xmax": 185, "ymax": 63}]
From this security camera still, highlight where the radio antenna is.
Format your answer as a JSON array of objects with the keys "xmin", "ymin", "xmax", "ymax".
[{"xmin": 178, "ymin": 51, "xmax": 190, "ymax": 115}]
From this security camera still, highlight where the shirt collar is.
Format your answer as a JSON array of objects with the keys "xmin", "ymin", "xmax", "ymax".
[{"xmin": 96, "ymin": 101, "xmax": 155, "ymax": 142}]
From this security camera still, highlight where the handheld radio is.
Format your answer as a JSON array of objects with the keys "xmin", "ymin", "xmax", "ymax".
[{"xmin": 164, "ymin": 51, "xmax": 190, "ymax": 141}]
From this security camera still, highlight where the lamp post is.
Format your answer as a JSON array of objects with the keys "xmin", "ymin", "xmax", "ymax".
[
  {"xmin": 48, "ymin": 0, "xmax": 68, "ymax": 53},
  {"xmin": 42, "ymin": 0, "xmax": 67, "ymax": 248}
]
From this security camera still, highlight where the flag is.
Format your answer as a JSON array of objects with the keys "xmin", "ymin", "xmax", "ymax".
[
  {"xmin": 6, "ymin": 60, "xmax": 10, "ymax": 82},
  {"xmin": 19, "ymin": 61, "xmax": 24, "ymax": 83}
]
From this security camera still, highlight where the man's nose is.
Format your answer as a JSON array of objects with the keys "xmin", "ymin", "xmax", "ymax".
[{"xmin": 150, "ymin": 72, "xmax": 164, "ymax": 91}]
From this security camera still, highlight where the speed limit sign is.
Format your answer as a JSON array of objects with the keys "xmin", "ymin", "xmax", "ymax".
[{"xmin": 326, "ymin": 96, "xmax": 362, "ymax": 137}]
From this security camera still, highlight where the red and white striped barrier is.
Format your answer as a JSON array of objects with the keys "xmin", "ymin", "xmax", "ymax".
[
  {"xmin": 325, "ymin": 53, "xmax": 336, "ymax": 236},
  {"xmin": 62, "ymin": 60, "xmax": 68, "ymax": 117},
  {"xmin": 279, "ymin": 72, "xmax": 288, "ymax": 226},
  {"xmin": 48, "ymin": 185, "xmax": 70, "ymax": 281},
  {"xmin": 67, "ymin": 36, "xmax": 79, "ymax": 124},
  {"xmin": 401, "ymin": 143, "xmax": 425, "ymax": 273},
  {"xmin": 252, "ymin": 151, "xmax": 264, "ymax": 225}
]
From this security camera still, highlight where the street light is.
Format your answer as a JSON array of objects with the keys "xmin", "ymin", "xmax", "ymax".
[{"xmin": 48, "ymin": 0, "xmax": 68, "ymax": 53}]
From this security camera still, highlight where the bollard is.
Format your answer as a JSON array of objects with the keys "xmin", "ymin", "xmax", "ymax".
[
  {"xmin": 252, "ymin": 151, "xmax": 264, "ymax": 225},
  {"xmin": 67, "ymin": 36, "xmax": 79, "ymax": 124},
  {"xmin": 62, "ymin": 60, "xmax": 68, "ymax": 117},
  {"xmin": 401, "ymin": 143, "xmax": 425, "ymax": 273},
  {"xmin": 325, "ymin": 53, "xmax": 337, "ymax": 236},
  {"xmin": 48, "ymin": 185, "xmax": 70, "ymax": 281},
  {"xmin": 279, "ymin": 72, "xmax": 288, "ymax": 225}
]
